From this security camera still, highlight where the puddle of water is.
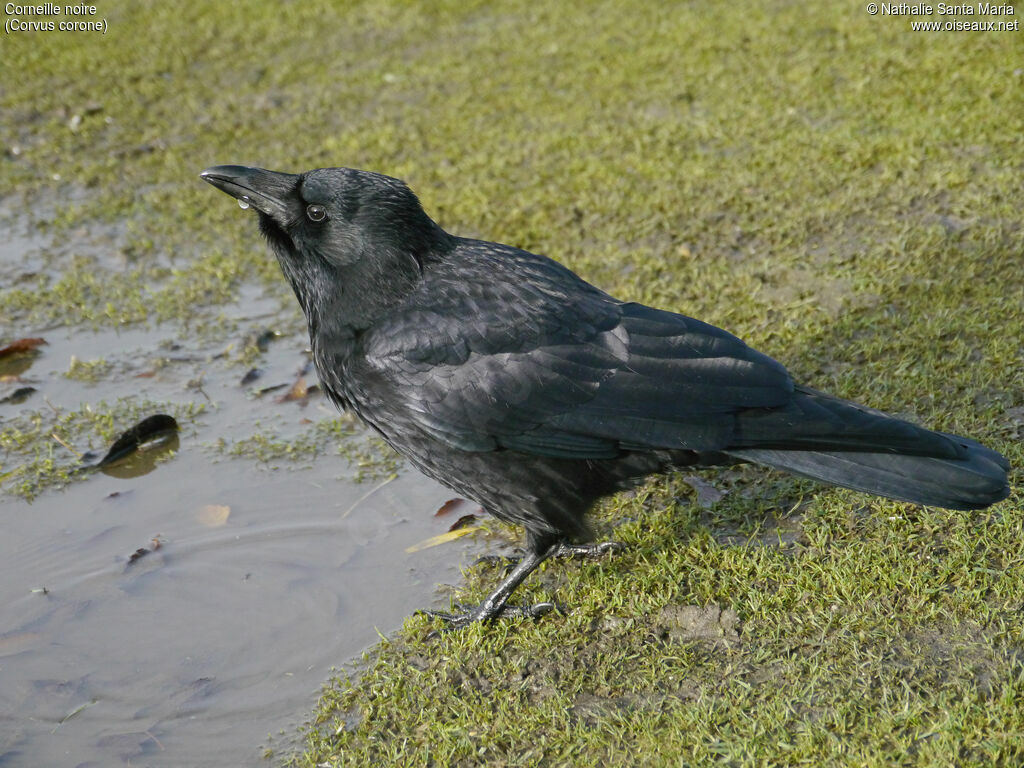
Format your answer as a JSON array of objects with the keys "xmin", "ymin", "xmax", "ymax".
[
  {"xmin": 1, "ymin": 451, "xmax": 474, "ymax": 767},
  {"xmin": 0, "ymin": 224, "xmax": 486, "ymax": 766}
]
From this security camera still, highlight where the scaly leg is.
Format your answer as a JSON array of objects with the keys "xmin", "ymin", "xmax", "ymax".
[{"xmin": 423, "ymin": 539, "xmax": 624, "ymax": 629}]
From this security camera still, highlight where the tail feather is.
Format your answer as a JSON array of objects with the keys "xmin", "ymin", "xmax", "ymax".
[
  {"xmin": 728, "ymin": 438, "xmax": 1009, "ymax": 511},
  {"xmin": 726, "ymin": 387, "xmax": 1011, "ymax": 511}
]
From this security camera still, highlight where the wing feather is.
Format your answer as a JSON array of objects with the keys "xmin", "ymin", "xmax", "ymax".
[{"xmin": 361, "ymin": 244, "xmax": 793, "ymax": 458}]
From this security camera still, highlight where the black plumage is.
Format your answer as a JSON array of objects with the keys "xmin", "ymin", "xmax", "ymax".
[{"xmin": 201, "ymin": 165, "xmax": 1010, "ymax": 626}]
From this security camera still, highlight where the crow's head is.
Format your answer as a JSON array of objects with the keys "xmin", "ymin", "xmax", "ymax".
[{"xmin": 201, "ymin": 165, "xmax": 450, "ymax": 330}]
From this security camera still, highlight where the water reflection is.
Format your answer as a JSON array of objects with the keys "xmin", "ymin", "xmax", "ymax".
[{"xmin": 0, "ymin": 322, "xmax": 482, "ymax": 766}]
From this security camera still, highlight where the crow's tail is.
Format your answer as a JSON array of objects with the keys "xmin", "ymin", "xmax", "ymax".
[{"xmin": 726, "ymin": 386, "xmax": 1010, "ymax": 511}]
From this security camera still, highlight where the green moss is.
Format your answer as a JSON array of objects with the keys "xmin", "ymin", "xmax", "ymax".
[
  {"xmin": 64, "ymin": 356, "xmax": 112, "ymax": 382},
  {"xmin": 218, "ymin": 414, "xmax": 401, "ymax": 480},
  {"xmin": 0, "ymin": 398, "xmax": 205, "ymax": 500}
]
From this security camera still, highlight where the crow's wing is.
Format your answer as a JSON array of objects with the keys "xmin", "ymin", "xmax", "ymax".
[{"xmin": 360, "ymin": 247, "xmax": 793, "ymax": 458}]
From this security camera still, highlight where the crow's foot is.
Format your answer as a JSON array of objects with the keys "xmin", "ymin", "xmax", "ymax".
[
  {"xmin": 551, "ymin": 540, "xmax": 625, "ymax": 559},
  {"xmin": 419, "ymin": 541, "xmax": 621, "ymax": 634},
  {"xmin": 419, "ymin": 601, "xmax": 556, "ymax": 633}
]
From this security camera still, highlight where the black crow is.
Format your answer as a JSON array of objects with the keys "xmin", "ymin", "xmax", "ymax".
[{"xmin": 201, "ymin": 165, "xmax": 1010, "ymax": 627}]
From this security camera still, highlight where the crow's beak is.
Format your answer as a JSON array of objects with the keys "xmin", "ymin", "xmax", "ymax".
[{"xmin": 200, "ymin": 165, "xmax": 298, "ymax": 221}]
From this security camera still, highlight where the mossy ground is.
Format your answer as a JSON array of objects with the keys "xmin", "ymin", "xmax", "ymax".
[{"xmin": 3, "ymin": 1, "xmax": 1022, "ymax": 766}]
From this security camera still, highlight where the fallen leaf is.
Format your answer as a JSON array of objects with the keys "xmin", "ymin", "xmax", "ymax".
[
  {"xmin": 0, "ymin": 386, "xmax": 36, "ymax": 404},
  {"xmin": 127, "ymin": 548, "xmax": 149, "ymax": 565},
  {"xmin": 254, "ymin": 383, "xmax": 288, "ymax": 397},
  {"xmin": 126, "ymin": 535, "xmax": 163, "ymax": 566},
  {"xmin": 52, "ymin": 699, "xmax": 98, "ymax": 732},
  {"xmin": 405, "ymin": 525, "xmax": 478, "ymax": 553},
  {"xmin": 277, "ymin": 376, "xmax": 308, "ymax": 402},
  {"xmin": 434, "ymin": 498, "xmax": 470, "ymax": 517},
  {"xmin": 448, "ymin": 514, "xmax": 478, "ymax": 532},
  {"xmin": 276, "ymin": 376, "xmax": 321, "ymax": 405},
  {"xmin": 197, "ymin": 504, "xmax": 230, "ymax": 527},
  {"xmin": 0, "ymin": 337, "xmax": 46, "ymax": 359},
  {"xmin": 94, "ymin": 414, "xmax": 178, "ymax": 468}
]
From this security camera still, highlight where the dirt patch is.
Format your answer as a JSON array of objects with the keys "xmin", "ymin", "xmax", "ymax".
[
  {"xmin": 570, "ymin": 690, "xmax": 680, "ymax": 727},
  {"xmin": 654, "ymin": 603, "xmax": 741, "ymax": 650},
  {"xmin": 886, "ymin": 621, "xmax": 1024, "ymax": 698}
]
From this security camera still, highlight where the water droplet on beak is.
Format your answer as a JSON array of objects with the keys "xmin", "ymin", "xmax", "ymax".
[{"xmin": 238, "ymin": 197, "xmax": 250, "ymax": 210}]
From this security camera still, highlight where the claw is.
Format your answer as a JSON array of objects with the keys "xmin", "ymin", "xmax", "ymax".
[
  {"xmin": 552, "ymin": 540, "xmax": 625, "ymax": 559},
  {"xmin": 421, "ymin": 600, "xmax": 556, "ymax": 633},
  {"xmin": 419, "ymin": 540, "xmax": 622, "ymax": 632}
]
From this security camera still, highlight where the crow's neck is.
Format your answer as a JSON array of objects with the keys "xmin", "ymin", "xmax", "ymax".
[
  {"xmin": 265, "ymin": 217, "xmax": 453, "ymax": 355},
  {"xmin": 293, "ymin": 244, "xmax": 450, "ymax": 362},
  {"xmin": 321, "ymin": 247, "xmax": 421, "ymax": 336}
]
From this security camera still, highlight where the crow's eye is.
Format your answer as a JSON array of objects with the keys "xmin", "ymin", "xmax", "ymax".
[{"xmin": 306, "ymin": 204, "xmax": 327, "ymax": 222}]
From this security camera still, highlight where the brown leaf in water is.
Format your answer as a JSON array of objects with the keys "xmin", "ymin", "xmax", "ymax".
[
  {"xmin": 126, "ymin": 535, "xmax": 163, "ymax": 566},
  {"xmin": 277, "ymin": 376, "xmax": 308, "ymax": 402},
  {"xmin": 276, "ymin": 376, "xmax": 320, "ymax": 405},
  {"xmin": 448, "ymin": 514, "xmax": 478, "ymax": 532},
  {"xmin": 0, "ymin": 337, "xmax": 46, "ymax": 358},
  {"xmin": 127, "ymin": 548, "xmax": 149, "ymax": 565},
  {"xmin": 434, "ymin": 498, "xmax": 470, "ymax": 517},
  {"xmin": 196, "ymin": 505, "xmax": 230, "ymax": 527}
]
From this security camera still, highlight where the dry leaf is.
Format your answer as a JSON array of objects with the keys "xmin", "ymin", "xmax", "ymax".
[
  {"xmin": 276, "ymin": 376, "xmax": 308, "ymax": 402},
  {"xmin": 434, "ymin": 498, "xmax": 470, "ymax": 517},
  {"xmin": 0, "ymin": 337, "xmax": 46, "ymax": 359},
  {"xmin": 127, "ymin": 548, "xmax": 149, "ymax": 565},
  {"xmin": 405, "ymin": 525, "xmax": 478, "ymax": 553},
  {"xmin": 197, "ymin": 504, "xmax": 231, "ymax": 527},
  {"xmin": 447, "ymin": 513, "xmax": 478, "ymax": 532}
]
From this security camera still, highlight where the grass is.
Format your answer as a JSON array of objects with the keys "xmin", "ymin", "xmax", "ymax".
[
  {"xmin": 0, "ymin": 397, "xmax": 205, "ymax": 499},
  {"xmin": 218, "ymin": 413, "xmax": 401, "ymax": 481},
  {"xmin": 3, "ymin": 0, "xmax": 1022, "ymax": 765}
]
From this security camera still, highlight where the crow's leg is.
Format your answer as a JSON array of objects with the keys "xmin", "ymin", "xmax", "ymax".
[
  {"xmin": 421, "ymin": 545, "xmax": 557, "ymax": 629},
  {"xmin": 423, "ymin": 536, "xmax": 625, "ymax": 630}
]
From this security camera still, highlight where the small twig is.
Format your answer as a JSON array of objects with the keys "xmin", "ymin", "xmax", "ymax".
[
  {"xmin": 144, "ymin": 730, "xmax": 165, "ymax": 751},
  {"xmin": 340, "ymin": 474, "xmax": 397, "ymax": 519},
  {"xmin": 51, "ymin": 432, "xmax": 82, "ymax": 459},
  {"xmin": 52, "ymin": 699, "xmax": 98, "ymax": 732}
]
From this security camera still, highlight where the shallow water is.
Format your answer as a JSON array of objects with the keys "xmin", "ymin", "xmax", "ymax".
[
  {"xmin": 0, "ymin": 223, "xmax": 485, "ymax": 766},
  {"xmin": 1, "ymin": 453, "xmax": 474, "ymax": 767}
]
